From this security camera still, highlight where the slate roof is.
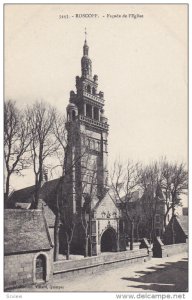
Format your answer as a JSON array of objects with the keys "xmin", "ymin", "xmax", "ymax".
[
  {"xmin": 176, "ymin": 215, "xmax": 188, "ymax": 236},
  {"xmin": 116, "ymin": 189, "xmax": 144, "ymax": 205},
  {"xmin": 7, "ymin": 179, "xmax": 60, "ymax": 227},
  {"xmin": 8, "ymin": 185, "xmax": 36, "ymax": 204},
  {"xmin": 4, "ymin": 209, "xmax": 53, "ymax": 255},
  {"xmin": 41, "ymin": 200, "xmax": 56, "ymax": 227},
  {"xmin": 40, "ymin": 178, "xmax": 61, "ymax": 198},
  {"xmin": 8, "ymin": 178, "xmax": 60, "ymax": 205}
]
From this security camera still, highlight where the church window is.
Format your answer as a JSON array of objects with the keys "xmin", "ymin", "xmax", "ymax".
[
  {"xmin": 92, "ymin": 87, "xmax": 96, "ymax": 95},
  {"xmin": 94, "ymin": 107, "xmax": 99, "ymax": 120},
  {"xmin": 86, "ymin": 104, "xmax": 92, "ymax": 118},
  {"xmin": 97, "ymin": 141, "xmax": 101, "ymax": 151},
  {"xmin": 87, "ymin": 85, "xmax": 91, "ymax": 93},
  {"xmin": 92, "ymin": 140, "xmax": 95, "ymax": 150},
  {"xmin": 72, "ymin": 110, "xmax": 76, "ymax": 121}
]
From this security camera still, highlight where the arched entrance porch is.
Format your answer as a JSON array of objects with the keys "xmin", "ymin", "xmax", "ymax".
[{"xmin": 101, "ymin": 227, "xmax": 117, "ymax": 252}]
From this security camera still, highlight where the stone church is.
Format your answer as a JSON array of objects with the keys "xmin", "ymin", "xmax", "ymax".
[
  {"xmin": 8, "ymin": 36, "xmax": 122, "ymax": 257},
  {"xmin": 60, "ymin": 36, "xmax": 121, "ymax": 255}
]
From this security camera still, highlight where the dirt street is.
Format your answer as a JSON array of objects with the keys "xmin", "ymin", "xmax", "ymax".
[{"xmin": 51, "ymin": 252, "xmax": 188, "ymax": 292}]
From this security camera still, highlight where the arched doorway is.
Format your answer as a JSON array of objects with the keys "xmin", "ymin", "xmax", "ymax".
[
  {"xmin": 101, "ymin": 227, "xmax": 117, "ymax": 252},
  {"xmin": 36, "ymin": 254, "xmax": 46, "ymax": 281}
]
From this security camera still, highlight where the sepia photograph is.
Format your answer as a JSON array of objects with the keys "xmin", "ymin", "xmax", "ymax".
[{"xmin": 3, "ymin": 3, "xmax": 188, "ymax": 294}]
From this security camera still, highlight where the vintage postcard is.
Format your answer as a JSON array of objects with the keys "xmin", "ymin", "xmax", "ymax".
[{"xmin": 3, "ymin": 3, "xmax": 188, "ymax": 295}]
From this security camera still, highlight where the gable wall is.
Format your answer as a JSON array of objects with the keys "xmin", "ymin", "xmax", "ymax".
[{"xmin": 4, "ymin": 249, "xmax": 53, "ymax": 290}]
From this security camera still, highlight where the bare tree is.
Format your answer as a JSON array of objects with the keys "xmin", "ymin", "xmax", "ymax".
[
  {"xmin": 161, "ymin": 160, "xmax": 188, "ymax": 243},
  {"xmin": 52, "ymin": 112, "xmax": 68, "ymax": 176},
  {"xmin": 53, "ymin": 172, "xmax": 78, "ymax": 261},
  {"xmin": 62, "ymin": 206, "xmax": 76, "ymax": 260},
  {"xmin": 160, "ymin": 160, "xmax": 173, "ymax": 228},
  {"xmin": 55, "ymin": 181, "xmax": 76, "ymax": 261},
  {"xmin": 27, "ymin": 101, "xmax": 59, "ymax": 208},
  {"xmin": 139, "ymin": 161, "xmax": 162, "ymax": 243},
  {"xmin": 54, "ymin": 193, "xmax": 61, "ymax": 261},
  {"xmin": 4, "ymin": 100, "xmax": 31, "ymax": 203},
  {"xmin": 51, "ymin": 173, "xmax": 76, "ymax": 261},
  {"xmin": 80, "ymin": 157, "xmax": 98, "ymax": 257},
  {"xmin": 110, "ymin": 160, "xmax": 141, "ymax": 250}
]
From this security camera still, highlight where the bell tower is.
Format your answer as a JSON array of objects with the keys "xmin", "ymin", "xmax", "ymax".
[
  {"xmin": 81, "ymin": 37, "xmax": 92, "ymax": 78},
  {"xmin": 65, "ymin": 31, "xmax": 109, "ymax": 215}
]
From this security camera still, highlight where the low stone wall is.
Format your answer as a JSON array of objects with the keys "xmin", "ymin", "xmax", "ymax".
[
  {"xmin": 153, "ymin": 237, "xmax": 188, "ymax": 258},
  {"xmin": 53, "ymin": 249, "xmax": 150, "ymax": 280},
  {"xmin": 163, "ymin": 243, "xmax": 188, "ymax": 257}
]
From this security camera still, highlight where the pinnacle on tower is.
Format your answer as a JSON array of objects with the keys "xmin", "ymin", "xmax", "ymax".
[
  {"xmin": 81, "ymin": 28, "xmax": 92, "ymax": 78},
  {"xmin": 83, "ymin": 27, "xmax": 89, "ymax": 56}
]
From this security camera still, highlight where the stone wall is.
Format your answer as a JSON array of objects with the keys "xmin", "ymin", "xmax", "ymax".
[
  {"xmin": 153, "ymin": 237, "xmax": 188, "ymax": 258},
  {"xmin": 5, "ymin": 252, "xmax": 34, "ymax": 289},
  {"xmin": 53, "ymin": 248, "xmax": 150, "ymax": 280},
  {"xmin": 163, "ymin": 243, "xmax": 188, "ymax": 257},
  {"xmin": 4, "ymin": 249, "xmax": 53, "ymax": 290}
]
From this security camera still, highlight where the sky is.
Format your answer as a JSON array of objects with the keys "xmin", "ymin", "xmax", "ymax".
[{"xmin": 4, "ymin": 4, "xmax": 188, "ymax": 194}]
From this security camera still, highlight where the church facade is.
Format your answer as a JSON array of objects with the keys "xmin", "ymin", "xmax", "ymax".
[{"xmin": 62, "ymin": 36, "xmax": 122, "ymax": 255}]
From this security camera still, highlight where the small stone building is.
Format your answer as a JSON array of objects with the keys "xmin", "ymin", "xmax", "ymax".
[
  {"xmin": 163, "ymin": 215, "xmax": 188, "ymax": 245},
  {"xmin": 7, "ymin": 178, "xmax": 58, "ymax": 244},
  {"xmin": 4, "ymin": 209, "xmax": 53, "ymax": 290}
]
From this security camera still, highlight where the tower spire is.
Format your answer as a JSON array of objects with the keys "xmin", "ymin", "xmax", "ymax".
[
  {"xmin": 83, "ymin": 28, "xmax": 89, "ymax": 56},
  {"xmin": 81, "ymin": 28, "xmax": 92, "ymax": 77}
]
